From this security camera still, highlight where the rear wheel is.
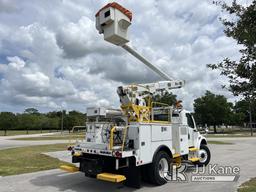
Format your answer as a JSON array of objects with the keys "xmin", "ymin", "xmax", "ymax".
[{"xmin": 149, "ymin": 151, "xmax": 171, "ymax": 185}]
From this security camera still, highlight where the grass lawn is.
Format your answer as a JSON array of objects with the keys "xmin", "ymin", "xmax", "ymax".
[
  {"xmin": 208, "ymin": 140, "xmax": 234, "ymax": 145},
  {"xmin": 0, "ymin": 143, "xmax": 74, "ymax": 176},
  {"xmin": 238, "ymin": 178, "xmax": 256, "ymax": 192},
  {"xmin": 12, "ymin": 132, "xmax": 85, "ymax": 140}
]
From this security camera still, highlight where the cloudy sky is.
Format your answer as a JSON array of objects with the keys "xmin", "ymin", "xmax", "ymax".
[{"xmin": 0, "ymin": 0, "xmax": 247, "ymax": 113}]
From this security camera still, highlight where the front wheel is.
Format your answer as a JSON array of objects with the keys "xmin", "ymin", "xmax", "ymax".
[
  {"xmin": 148, "ymin": 151, "xmax": 171, "ymax": 185},
  {"xmin": 195, "ymin": 144, "xmax": 211, "ymax": 166}
]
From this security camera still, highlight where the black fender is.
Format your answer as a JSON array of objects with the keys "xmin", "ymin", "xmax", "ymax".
[
  {"xmin": 152, "ymin": 145, "xmax": 173, "ymax": 161},
  {"xmin": 200, "ymin": 138, "xmax": 207, "ymax": 146}
]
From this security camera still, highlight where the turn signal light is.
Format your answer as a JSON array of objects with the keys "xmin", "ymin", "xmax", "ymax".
[{"xmin": 115, "ymin": 151, "xmax": 122, "ymax": 158}]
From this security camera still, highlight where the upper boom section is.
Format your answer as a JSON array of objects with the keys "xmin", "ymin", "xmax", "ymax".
[
  {"xmin": 122, "ymin": 44, "xmax": 172, "ymax": 81},
  {"xmin": 95, "ymin": 2, "xmax": 184, "ymax": 86}
]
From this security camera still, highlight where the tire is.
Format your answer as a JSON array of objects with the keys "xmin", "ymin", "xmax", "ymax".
[
  {"xmin": 148, "ymin": 151, "xmax": 171, "ymax": 185},
  {"xmin": 196, "ymin": 144, "xmax": 211, "ymax": 166}
]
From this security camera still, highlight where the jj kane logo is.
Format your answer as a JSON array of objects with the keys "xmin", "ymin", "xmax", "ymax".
[{"xmin": 164, "ymin": 164, "xmax": 240, "ymax": 182}]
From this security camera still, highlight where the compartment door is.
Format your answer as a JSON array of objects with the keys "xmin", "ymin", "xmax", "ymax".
[{"xmin": 151, "ymin": 124, "xmax": 172, "ymax": 141}]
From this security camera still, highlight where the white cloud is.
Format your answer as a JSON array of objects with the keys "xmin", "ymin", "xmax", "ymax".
[
  {"xmin": 7, "ymin": 56, "xmax": 25, "ymax": 70},
  {"xmin": 0, "ymin": 0, "xmax": 243, "ymax": 112},
  {"xmin": 56, "ymin": 16, "xmax": 121, "ymax": 59},
  {"xmin": 22, "ymin": 72, "xmax": 50, "ymax": 89}
]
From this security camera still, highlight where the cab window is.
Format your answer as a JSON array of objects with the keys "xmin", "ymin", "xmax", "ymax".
[{"xmin": 186, "ymin": 113, "xmax": 195, "ymax": 128}]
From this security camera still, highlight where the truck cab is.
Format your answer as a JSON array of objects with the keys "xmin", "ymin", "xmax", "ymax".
[{"xmin": 172, "ymin": 109, "xmax": 208, "ymax": 161}]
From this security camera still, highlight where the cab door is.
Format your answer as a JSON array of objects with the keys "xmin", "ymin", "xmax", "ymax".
[{"xmin": 186, "ymin": 113, "xmax": 196, "ymax": 147}]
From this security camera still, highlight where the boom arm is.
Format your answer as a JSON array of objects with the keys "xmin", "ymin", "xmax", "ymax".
[
  {"xmin": 95, "ymin": 2, "xmax": 185, "ymax": 90},
  {"xmin": 122, "ymin": 44, "xmax": 173, "ymax": 81}
]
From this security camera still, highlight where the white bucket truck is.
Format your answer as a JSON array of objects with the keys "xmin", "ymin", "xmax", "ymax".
[{"xmin": 67, "ymin": 2, "xmax": 211, "ymax": 188}]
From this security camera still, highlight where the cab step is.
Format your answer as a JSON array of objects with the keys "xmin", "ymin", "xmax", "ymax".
[
  {"xmin": 97, "ymin": 173, "xmax": 126, "ymax": 183},
  {"xmin": 60, "ymin": 165, "xmax": 79, "ymax": 173},
  {"xmin": 189, "ymin": 147, "xmax": 199, "ymax": 152},
  {"xmin": 189, "ymin": 157, "xmax": 200, "ymax": 162},
  {"xmin": 173, "ymin": 153, "xmax": 181, "ymax": 158}
]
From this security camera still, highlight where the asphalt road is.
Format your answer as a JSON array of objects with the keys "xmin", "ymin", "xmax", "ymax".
[{"xmin": 1, "ymin": 137, "xmax": 256, "ymax": 192}]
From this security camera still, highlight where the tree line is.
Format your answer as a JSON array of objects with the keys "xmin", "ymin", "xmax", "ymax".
[
  {"xmin": 0, "ymin": 108, "xmax": 85, "ymax": 133},
  {"xmin": 193, "ymin": 91, "xmax": 255, "ymax": 133}
]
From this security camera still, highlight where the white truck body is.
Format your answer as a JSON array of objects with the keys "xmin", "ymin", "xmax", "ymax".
[{"xmin": 74, "ymin": 107, "xmax": 207, "ymax": 166}]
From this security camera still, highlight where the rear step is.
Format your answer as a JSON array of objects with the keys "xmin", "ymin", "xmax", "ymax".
[
  {"xmin": 97, "ymin": 173, "xmax": 126, "ymax": 183},
  {"xmin": 60, "ymin": 165, "xmax": 79, "ymax": 173}
]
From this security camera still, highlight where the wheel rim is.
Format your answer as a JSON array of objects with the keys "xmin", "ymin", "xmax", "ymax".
[
  {"xmin": 158, "ymin": 158, "xmax": 168, "ymax": 178},
  {"xmin": 199, "ymin": 149, "xmax": 208, "ymax": 163}
]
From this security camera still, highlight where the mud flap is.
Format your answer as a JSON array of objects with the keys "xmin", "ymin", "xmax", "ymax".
[{"xmin": 123, "ymin": 164, "xmax": 141, "ymax": 188}]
